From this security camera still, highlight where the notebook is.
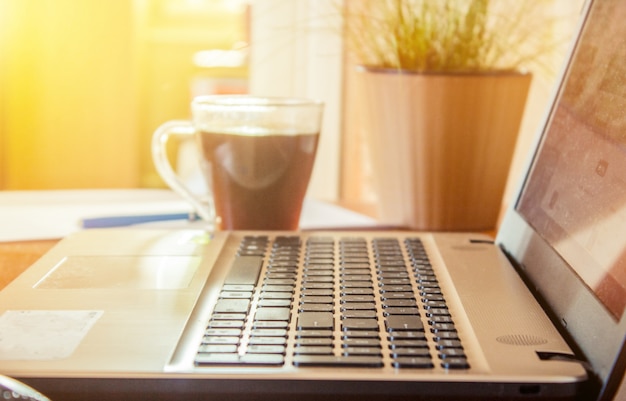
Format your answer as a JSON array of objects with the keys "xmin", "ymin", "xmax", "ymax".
[{"xmin": 1, "ymin": 0, "xmax": 625, "ymax": 399}]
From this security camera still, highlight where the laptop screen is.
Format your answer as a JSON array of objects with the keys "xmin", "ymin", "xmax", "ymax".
[{"xmin": 517, "ymin": 0, "xmax": 626, "ymax": 321}]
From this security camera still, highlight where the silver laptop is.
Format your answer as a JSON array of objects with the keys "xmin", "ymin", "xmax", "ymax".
[{"xmin": 1, "ymin": 0, "xmax": 625, "ymax": 399}]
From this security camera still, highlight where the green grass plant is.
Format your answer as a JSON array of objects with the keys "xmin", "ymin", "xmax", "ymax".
[{"xmin": 343, "ymin": 0, "xmax": 567, "ymax": 73}]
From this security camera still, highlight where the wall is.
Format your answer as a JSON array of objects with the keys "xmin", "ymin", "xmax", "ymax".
[
  {"xmin": 0, "ymin": 0, "xmax": 247, "ymax": 190},
  {"xmin": 0, "ymin": 0, "xmax": 138, "ymax": 189}
]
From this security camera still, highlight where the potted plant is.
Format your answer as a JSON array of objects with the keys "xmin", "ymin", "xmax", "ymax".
[{"xmin": 343, "ymin": 0, "xmax": 564, "ymax": 231}]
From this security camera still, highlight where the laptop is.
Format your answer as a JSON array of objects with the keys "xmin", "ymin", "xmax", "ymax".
[{"xmin": 1, "ymin": 0, "xmax": 624, "ymax": 399}]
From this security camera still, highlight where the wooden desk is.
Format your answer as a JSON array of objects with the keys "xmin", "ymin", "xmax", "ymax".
[{"xmin": 0, "ymin": 239, "xmax": 59, "ymax": 290}]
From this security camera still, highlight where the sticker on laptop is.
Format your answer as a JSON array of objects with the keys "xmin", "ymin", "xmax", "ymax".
[{"xmin": 0, "ymin": 310, "xmax": 103, "ymax": 360}]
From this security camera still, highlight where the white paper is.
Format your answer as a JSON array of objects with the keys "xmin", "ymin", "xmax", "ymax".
[
  {"xmin": 0, "ymin": 189, "xmax": 378, "ymax": 242},
  {"xmin": 0, "ymin": 310, "xmax": 103, "ymax": 360}
]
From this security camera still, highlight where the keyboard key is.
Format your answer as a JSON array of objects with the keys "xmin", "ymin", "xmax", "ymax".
[
  {"xmin": 297, "ymin": 312, "xmax": 334, "ymax": 330},
  {"xmin": 383, "ymin": 307, "xmax": 420, "ymax": 316},
  {"xmin": 340, "ymin": 302, "xmax": 376, "ymax": 311},
  {"xmin": 382, "ymin": 299, "xmax": 416, "ymax": 308},
  {"xmin": 305, "ymin": 259, "xmax": 334, "ymax": 266},
  {"xmin": 341, "ymin": 310, "xmax": 377, "ymax": 319},
  {"xmin": 422, "ymin": 294, "xmax": 445, "ymax": 302},
  {"xmin": 301, "ymin": 289, "xmax": 333, "ymax": 296},
  {"xmin": 299, "ymin": 304, "xmax": 333, "ymax": 312},
  {"xmin": 341, "ymin": 295, "xmax": 375, "ymax": 303},
  {"xmin": 301, "ymin": 282, "xmax": 334, "ymax": 290},
  {"xmin": 428, "ymin": 316, "xmax": 453, "ymax": 324},
  {"xmin": 341, "ymin": 281, "xmax": 374, "ymax": 288},
  {"xmin": 254, "ymin": 307, "xmax": 291, "ymax": 321},
  {"xmin": 246, "ymin": 345, "xmax": 286, "ymax": 354},
  {"xmin": 342, "ymin": 275, "xmax": 372, "ymax": 282},
  {"xmin": 342, "ymin": 318, "xmax": 379, "ymax": 331},
  {"xmin": 260, "ymin": 292, "xmax": 293, "ymax": 300},
  {"xmin": 258, "ymin": 299, "xmax": 292, "ymax": 307},
  {"xmin": 389, "ymin": 339, "xmax": 429, "ymax": 349},
  {"xmin": 300, "ymin": 296, "xmax": 333, "ymax": 304},
  {"xmin": 205, "ymin": 328, "xmax": 241, "ymax": 337},
  {"xmin": 341, "ymin": 268, "xmax": 370, "ymax": 275},
  {"xmin": 269, "ymin": 259, "xmax": 298, "ymax": 266},
  {"xmin": 342, "ymin": 338, "xmax": 381, "ymax": 348},
  {"xmin": 339, "ymin": 263, "xmax": 370, "ymax": 270},
  {"xmin": 220, "ymin": 291, "xmax": 253, "ymax": 299},
  {"xmin": 440, "ymin": 358, "xmax": 470, "ymax": 369},
  {"xmin": 379, "ymin": 272, "xmax": 409, "ymax": 279},
  {"xmin": 343, "ymin": 347, "xmax": 382, "ymax": 356},
  {"xmin": 388, "ymin": 331, "xmax": 426, "ymax": 340},
  {"xmin": 341, "ymin": 288, "xmax": 374, "ymax": 296},
  {"xmin": 391, "ymin": 348, "xmax": 431, "ymax": 357},
  {"xmin": 264, "ymin": 278, "xmax": 296, "ymax": 286},
  {"xmin": 225, "ymin": 256, "xmax": 264, "ymax": 285},
  {"xmin": 208, "ymin": 320, "xmax": 245, "ymax": 329},
  {"xmin": 438, "ymin": 348, "xmax": 467, "ymax": 358},
  {"xmin": 379, "ymin": 285, "xmax": 413, "ymax": 292},
  {"xmin": 248, "ymin": 337, "xmax": 286, "ymax": 346},
  {"xmin": 435, "ymin": 340, "xmax": 463, "ymax": 349},
  {"xmin": 222, "ymin": 284, "xmax": 254, "ymax": 292},
  {"xmin": 304, "ymin": 264, "xmax": 334, "ymax": 271},
  {"xmin": 293, "ymin": 355, "xmax": 383, "ymax": 367},
  {"xmin": 341, "ymin": 257, "xmax": 370, "ymax": 264},
  {"xmin": 202, "ymin": 336, "xmax": 240, "ymax": 345},
  {"xmin": 432, "ymin": 331, "xmax": 460, "ymax": 341},
  {"xmin": 379, "ymin": 278, "xmax": 411, "ymax": 286},
  {"xmin": 304, "ymin": 269, "xmax": 334, "ymax": 276},
  {"xmin": 213, "ymin": 299, "xmax": 250, "ymax": 314},
  {"xmin": 253, "ymin": 321, "xmax": 289, "ymax": 329},
  {"xmin": 266, "ymin": 272, "xmax": 297, "ymax": 280},
  {"xmin": 342, "ymin": 331, "xmax": 380, "ymax": 339},
  {"xmin": 195, "ymin": 353, "xmax": 284, "ymax": 366},
  {"xmin": 424, "ymin": 301, "xmax": 447, "ymax": 309},
  {"xmin": 297, "ymin": 330, "xmax": 333, "ymax": 338},
  {"xmin": 425, "ymin": 308, "xmax": 451, "ymax": 316},
  {"xmin": 385, "ymin": 315, "xmax": 424, "ymax": 332},
  {"xmin": 198, "ymin": 344, "xmax": 238, "ymax": 354},
  {"xmin": 381, "ymin": 292, "xmax": 415, "ymax": 300},
  {"xmin": 429, "ymin": 323, "xmax": 457, "ymax": 332},
  {"xmin": 209, "ymin": 313, "xmax": 246, "ymax": 321},
  {"xmin": 294, "ymin": 346, "xmax": 334, "ymax": 355},
  {"xmin": 250, "ymin": 328, "xmax": 287, "ymax": 337},
  {"xmin": 303, "ymin": 275, "xmax": 334, "ymax": 282},
  {"xmin": 262, "ymin": 285, "xmax": 294, "ymax": 293},
  {"xmin": 296, "ymin": 338, "xmax": 333, "ymax": 347},
  {"xmin": 392, "ymin": 357, "xmax": 434, "ymax": 369}
]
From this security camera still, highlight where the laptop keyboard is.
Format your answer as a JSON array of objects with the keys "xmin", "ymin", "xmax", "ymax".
[{"xmin": 194, "ymin": 235, "xmax": 470, "ymax": 370}]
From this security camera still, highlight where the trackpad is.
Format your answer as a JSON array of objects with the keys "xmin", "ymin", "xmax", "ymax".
[{"xmin": 35, "ymin": 256, "xmax": 200, "ymax": 290}]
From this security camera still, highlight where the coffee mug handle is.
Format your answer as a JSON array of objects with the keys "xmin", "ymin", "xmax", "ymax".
[{"xmin": 151, "ymin": 120, "xmax": 215, "ymax": 225}]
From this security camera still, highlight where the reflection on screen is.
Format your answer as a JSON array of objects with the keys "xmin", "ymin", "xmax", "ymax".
[{"xmin": 518, "ymin": 0, "xmax": 626, "ymax": 321}]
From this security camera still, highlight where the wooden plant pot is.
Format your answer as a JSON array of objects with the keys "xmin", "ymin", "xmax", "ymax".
[{"xmin": 357, "ymin": 68, "xmax": 532, "ymax": 231}]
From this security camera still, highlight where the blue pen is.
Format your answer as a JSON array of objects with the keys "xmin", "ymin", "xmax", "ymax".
[{"xmin": 82, "ymin": 212, "xmax": 197, "ymax": 228}]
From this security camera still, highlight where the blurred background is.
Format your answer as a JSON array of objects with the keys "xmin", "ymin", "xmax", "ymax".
[
  {"xmin": 0, "ymin": 0, "xmax": 583, "ymax": 213},
  {"xmin": 0, "ymin": 0, "xmax": 250, "ymax": 189}
]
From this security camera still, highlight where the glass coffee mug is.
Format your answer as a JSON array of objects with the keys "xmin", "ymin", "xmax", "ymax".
[{"xmin": 152, "ymin": 95, "xmax": 324, "ymax": 230}]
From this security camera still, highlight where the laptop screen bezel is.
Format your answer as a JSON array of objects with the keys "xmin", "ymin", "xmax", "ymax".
[{"xmin": 496, "ymin": 0, "xmax": 626, "ymax": 398}]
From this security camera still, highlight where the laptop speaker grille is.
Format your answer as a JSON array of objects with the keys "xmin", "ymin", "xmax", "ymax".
[{"xmin": 496, "ymin": 334, "xmax": 548, "ymax": 346}]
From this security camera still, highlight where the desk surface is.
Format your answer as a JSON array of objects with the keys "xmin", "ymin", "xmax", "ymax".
[{"xmin": 0, "ymin": 240, "xmax": 58, "ymax": 290}]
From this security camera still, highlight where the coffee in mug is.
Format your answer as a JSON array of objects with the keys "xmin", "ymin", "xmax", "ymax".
[{"xmin": 152, "ymin": 95, "xmax": 324, "ymax": 230}]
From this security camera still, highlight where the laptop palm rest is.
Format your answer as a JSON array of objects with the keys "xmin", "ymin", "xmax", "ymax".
[{"xmin": 34, "ymin": 256, "xmax": 200, "ymax": 290}]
